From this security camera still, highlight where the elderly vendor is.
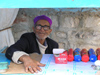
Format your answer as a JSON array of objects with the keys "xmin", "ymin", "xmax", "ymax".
[{"xmin": 5, "ymin": 15, "xmax": 59, "ymax": 73}]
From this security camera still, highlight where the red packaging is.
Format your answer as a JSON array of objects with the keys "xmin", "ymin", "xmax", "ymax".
[
  {"xmin": 68, "ymin": 48, "xmax": 74, "ymax": 62},
  {"xmin": 81, "ymin": 49, "xmax": 89, "ymax": 62},
  {"xmin": 96, "ymin": 48, "xmax": 100, "ymax": 60},
  {"xmin": 54, "ymin": 50, "xmax": 68, "ymax": 64}
]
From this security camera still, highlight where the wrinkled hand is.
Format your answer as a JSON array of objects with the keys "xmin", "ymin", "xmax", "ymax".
[{"xmin": 19, "ymin": 55, "xmax": 45, "ymax": 73}]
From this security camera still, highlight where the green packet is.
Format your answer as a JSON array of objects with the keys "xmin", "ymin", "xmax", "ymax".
[{"xmin": 0, "ymin": 62, "xmax": 8, "ymax": 70}]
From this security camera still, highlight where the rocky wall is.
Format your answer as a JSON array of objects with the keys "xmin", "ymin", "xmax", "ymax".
[{"xmin": 12, "ymin": 8, "xmax": 100, "ymax": 51}]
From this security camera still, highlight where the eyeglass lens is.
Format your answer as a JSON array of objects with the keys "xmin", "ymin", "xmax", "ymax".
[{"xmin": 35, "ymin": 24, "xmax": 50, "ymax": 30}]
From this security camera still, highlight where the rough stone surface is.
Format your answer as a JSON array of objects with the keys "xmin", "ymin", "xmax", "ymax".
[{"xmin": 12, "ymin": 8, "xmax": 100, "ymax": 51}]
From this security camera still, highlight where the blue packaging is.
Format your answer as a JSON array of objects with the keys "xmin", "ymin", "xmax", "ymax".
[
  {"xmin": 89, "ymin": 48, "xmax": 97, "ymax": 62},
  {"xmin": 74, "ymin": 48, "xmax": 81, "ymax": 62}
]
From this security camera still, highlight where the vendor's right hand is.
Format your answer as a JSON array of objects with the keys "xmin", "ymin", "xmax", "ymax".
[{"xmin": 19, "ymin": 55, "xmax": 45, "ymax": 74}]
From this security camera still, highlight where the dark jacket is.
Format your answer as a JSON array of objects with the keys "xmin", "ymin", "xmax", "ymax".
[{"xmin": 5, "ymin": 32, "xmax": 58, "ymax": 60}]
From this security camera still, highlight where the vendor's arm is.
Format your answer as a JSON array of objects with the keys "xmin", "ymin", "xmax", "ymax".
[
  {"xmin": 12, "ymin": 51, "xmax": 29, "ymax": 64},
  {"xmin": 5, "ymin": 33, "xmax": 30, "ymax": 60}
]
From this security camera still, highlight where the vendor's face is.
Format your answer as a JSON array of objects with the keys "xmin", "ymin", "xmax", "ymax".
[{"xmin": 33, "ymin": 20, "xmax": 52, "ymax": 40}]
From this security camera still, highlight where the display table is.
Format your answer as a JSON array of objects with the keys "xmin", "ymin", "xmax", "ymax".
[{"xmin": 0, "ymin": 53, "xmax": 100, "ymax": 75}]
